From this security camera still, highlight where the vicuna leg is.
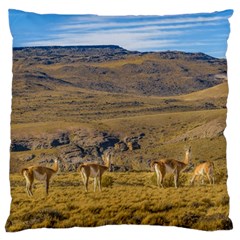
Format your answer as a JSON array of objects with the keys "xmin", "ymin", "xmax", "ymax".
[
  {"xmin": 155, "ymin": 169, "xmax": 161, "ymax": 187},
  {"xmin": 98, "ymin": 175, "xmax": 102, "ymax": 191},
  {"xmin": 159, "ymin": 171, "xmax": 165, "ymax": 188},
  {"xmin": 174, "ymin": 171, "xmax": 179, "ymax": 188},
  {"xmin": 85, "ymin": 176, "xmax": 89, "ymax": 192},
  {"xmin": 81, "ymin": 172, "xmax": 88, "ymax": 192},
  {"xmin": 212, "ymin": 175, "xmax": 215, "ymax": 184},
  {"xmin": 26, "ymin": 180, "xmax": 33, "ymax": 196},
  {"xmin": 93, "ymin": 177, "xmax": 97, "ymax": 192},
  {"xmin": 45, "ymin": 177, "xmax": 50, "ymax": 195},
  {"xmin": 200, "ymin": 175, "xmax": 205, "ymax": 184},
  {"xmin": 206, "ymin": 173, "xmax": 214, "ymax": 184},
  {"xmin": 190, "ymin": 175, "xmax": 197, "ymax": 186},
  {"xmin": 212, "ymin": 176, "xmax": 215, "ymax": 184},
  {"xmin": 208, "ymin": 168, "xmax": 214, "ymax": 184},
  {"xmin": 23, "ymin": 171, "xmax": 33, "ymax": 196},
  {"xmin": 155, "ymin": 165, "xmax": 164, "ymax": 188}
]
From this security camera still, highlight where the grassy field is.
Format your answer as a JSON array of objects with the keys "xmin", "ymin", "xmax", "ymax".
[
  {"xmin": 8, "ymin": 87, "xmax": 231, "ymax": 231},
  {"xmin": 8, "ymin": 91, "xmax": 231, "ymax": 231},
  {"xmin": 6, "ymin": 171, "xmax": 231, "ymax": 232}
]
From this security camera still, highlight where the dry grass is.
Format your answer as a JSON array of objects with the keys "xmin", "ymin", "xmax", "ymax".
[
  {"xmin": 181, "ymin": 82, "xmax": 228, "ymax": 101},
  {"xmin": 6, "ymin": 170, "xmax": 231, "ymax": 232},
  {"xmin": 11, "ymin": 76, "xmax": 227, "ymax": 125}
]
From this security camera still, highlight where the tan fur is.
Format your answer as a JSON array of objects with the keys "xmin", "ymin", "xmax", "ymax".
[
  {"xmin": 21, "ymin": 159, "xmax": 59, "ymax": 196},
  {"xmin": 151, "ymin": 147, "xmax": 192, "ymax": 188},
  {"xmin": 78, "ymin": 153, "xmax": 111, "ymax": 192},
  {"xmin": 190, "ymin": 161, "xmax": 214, "ymax": 185}
]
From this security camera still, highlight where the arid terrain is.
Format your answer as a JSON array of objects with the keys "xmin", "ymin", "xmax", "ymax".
[{"xmin": 6, "ymin": 46, "xmax": 231, "ymax": 231}]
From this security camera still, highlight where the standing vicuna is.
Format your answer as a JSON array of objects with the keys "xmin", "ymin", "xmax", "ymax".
[
  {"xmin": 78, "ymin": 151, "xmax": 112, "ymax": 192},
  {"xmin": 151, "ymin": 146, "xmax": 192, "ymax": 188},
  {"xmin": 21, "ymin": 158, "xmax": 60, "ymax": 196},
  {"xmin": 190, "ymin": 161, "xmax": 214, "ymax": 185}
]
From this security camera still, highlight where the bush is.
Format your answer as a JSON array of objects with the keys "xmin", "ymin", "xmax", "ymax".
[
  {"xmin": 101, "ymin": 176, "xmax": 114, "ymax": 188},
  {"xmin": 219, "ymin": 195, "xmax": 229, "ymax": 206},
  {"xmin": 213, "ymin": 168, "xmax": 226, "ymax": 184},
  {"xmin": 178, "ymin": 212, "xmax": 201, "ymax": 228},
  {"xmin": 195, "ymin": 214, "xmax": 233, "ymax": 230}
]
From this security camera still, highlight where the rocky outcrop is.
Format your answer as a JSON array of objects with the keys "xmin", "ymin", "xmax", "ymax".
[
  {"xmin": 111, "ymin": 164, "xmax": 132, "ymax": 172},
  {"xmin": 11, "ymin": 129, "xmax": 122, "ymax": 171},
  {"xmin": 11, "ymin": 128, "xmax": 145, "ymax": 172},
  {"xmin": 24, "ymin": 154, "xmax": 35, "ymax": 161},
  {"xmin": 11, "ymin": 140, "xmax": 31, "ymax": 151},
  {"xmin": 114, "ymin": 141, "xmax": 128, "ymax": 152},
  {"xmin": 11, "ymin": 132, "xmax": 71, "ymax": 152},
  {"xmin": 50, "ymin": 133, "xmax": 70, "ymax": 147},
  {"xmin": 127, "ymin": 141, "xmax": 141, "ymax": 151},
  {"xmin": 123, "ymin": 133, "xmax": 143, "ymax": 151},
  {"xmin": 168, "ymin": 118, "xmax": 225, "ymax": 143},
  {"xmin": 59, "ymin": 144, "xmax": 85, "ymax": 163},
  {"xmin": 99, "ymin": 135, "xmax": 119, "ymax": 152}
]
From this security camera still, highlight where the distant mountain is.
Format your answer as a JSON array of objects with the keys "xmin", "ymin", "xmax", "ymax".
[
  {"xmin": 12, "ymin": 45, "xmax": 227, "ymax": 96},
  {"xmin": 13, "ymin": 45, "xmax": 135, "ymax": 64}
]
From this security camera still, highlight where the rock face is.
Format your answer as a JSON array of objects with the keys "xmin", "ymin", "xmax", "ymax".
[
  {"xmin": 11, "ymin": 132, "xmax": 71, "ymax": 151},
  {"xmin": 11, "ymin": 129, "xmax": 122, "ymax": 172},
  {"xmin": 24, "ymin": 154, "xmax": 35, "ymax": 161},
  {"xmin": 11, "ymin": 140, "xmax": 31, "ymax": 151},
  {"xmin": 11, "ymin": 128, "xmax": 145, "ymax": 172},
  {"xmin": 114, "ymin": 141, "xmax": 128, "ymax": 152},
  {"xmin": 123, "ymin": 134, "xmax": 142, "ymax": 151},
  {"xmin": 50, "ymin": 133, "xmax": 70, "ymax": 147},
  {"xmin": 168, "ymin": 118, "xmax": 225, "ymax": 143},
  {"xmin": 59, "ymin": 144, "xmax": 85, "ymax": 164},
  {"xmin": 127, "ymin": 141, "xmax": 141, "ymax": 151}
]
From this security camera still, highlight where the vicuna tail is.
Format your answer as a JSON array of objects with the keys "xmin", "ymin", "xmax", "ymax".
[
  {"xmin": 150, "ymin": 160, "xmax": 163, "ymax": 169},
  {"xmin": 78, "ymin": 164, "xmax": 85, "ymax": 172},
  {"xmin": 21, "ymin": 168, "xmax": 29, "ymax": 176}
]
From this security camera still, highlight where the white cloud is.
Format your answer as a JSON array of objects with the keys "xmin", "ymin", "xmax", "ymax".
[
  {"xmin": 23, "ymin": 12, "xmax": 230, "ymax": 57},
  {"xmin": 25, "ymin": 29, "xmax": 184, "ymax": 50},
  {"xmin": 57, "ymin": 15, "xmax": 227, "ymax": 31}
]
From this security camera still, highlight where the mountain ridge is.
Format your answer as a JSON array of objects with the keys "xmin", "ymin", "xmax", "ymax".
[
  {"xmin": 13, "ymin": 44, "xmax": 223, "ymax": 60},
  {"xmin": 12, "ymin": 45, "xmax": 227, "ymax": 96}
]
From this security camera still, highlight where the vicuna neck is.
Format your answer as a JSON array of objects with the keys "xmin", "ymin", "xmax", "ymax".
[
  {"xmin": 104, "ymin": 156, "xmax": 111, "ymax": 170},
  {"xmin": 184, "ymin": 151, "xmax": 191, "ymax": 165},
  {"xmin": 52, "ymin": 160, "xmax": 59, "ymax": 173}
]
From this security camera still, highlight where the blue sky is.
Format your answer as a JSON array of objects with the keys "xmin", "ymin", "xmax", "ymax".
[{"xmin": 9, "ymin": 9, "xmax": 232, "ymax": 58}]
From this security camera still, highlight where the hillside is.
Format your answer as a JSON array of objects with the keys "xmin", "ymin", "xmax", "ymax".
[
  {"xmin": 181, "ymin": 82, "xmax": 228, "ymax": 101},
  {"xmin": 12, "ymin": 45, "xmax": 227, "ymax": 96},
  {"xmin": 10, "ymin": 45, "xmax": 229, "ymax": 173}
]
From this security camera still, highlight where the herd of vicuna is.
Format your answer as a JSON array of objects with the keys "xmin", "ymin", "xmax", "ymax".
[{"xmin": 20, "ymin": 146, "xmax": 214, "ymax": 196}]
